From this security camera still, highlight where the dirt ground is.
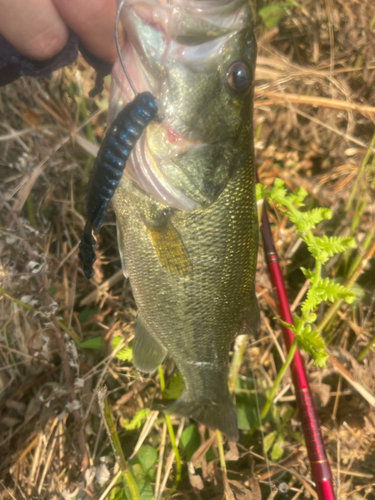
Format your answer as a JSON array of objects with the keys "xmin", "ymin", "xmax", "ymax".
[{"xmin": 0, "ymin": 1, "xmax": 375, "ymax": 499}]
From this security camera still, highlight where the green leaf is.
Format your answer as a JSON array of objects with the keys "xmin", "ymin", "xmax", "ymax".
[
  {"xmin": 256, "ymin": 183, "xmax": 268, "ymax": 201},
  {"xmin": 292, "ymin": 314, "xmax": 304, "ymax": 332},
  {"xmin": 205, "ymin": 446, "xmax": 217, "ymax": 463},
  {"xmin": 301, "ymin": 288, "xmax": 321, "ymax": 314},
  {"xmin": 78, "ymin": 308, "xmax": 98, "ymax": 323},
  {"xmin": 270, "ymin": 433, "xmax": 285, "ymax": 461},
  {"xmin": 300, "ymin": 267, "xmax": 313, "ymax": 280},
  {"xmin": 289, "ymin": 207, "xmax": 331, "ymax": 232},
  {"xmin": 109, "ymin": 477, "xmax": 127, "ymax": 500},
  {"xmin": 79, "ymin": 336, "xmax": 104, "ymax": 350},
  {"xmin": 265, "ymin": 179, "xmax": 288, "ymax": 205},
  {"xmin": 280, "ymin": 405, "xmax": 294, "ymax": 426},
  {"xmin": 304, "ymin": 279, "xmax": 355, "ymax": 311},
  {"xmin": 263, "ymin": 431, "xmax": 276, "ymax": 454},
  {"xmin": 295, "ymin": 327, "xmax": 328, "ymax": 367},
  {"xmin": 288, "ymin": 187, "xmax": 308, "ymax": 206},
  {"xmin": 164, "ymin": 373, "xmax": 184, "ymax": 400},
  {"xmin": 273, "ymin": 178, "xmax": 285, "ymax": 189},
  {"xmin": 270, "ymin": 403, "xmax": 281, "ymax": 426},
  {"xmin": 122, "ymin": 408, "xmax": 151, "ymax": 431},
  {"xmin": 112, "ymin": 336, "xmax": 133, "ymax": 362},
  {"xmin": 125, "ymin": 447, "xmax": 157, "ymax": 500},
  {"xmin": 277, "ymin": 318, "xmax": 297, "ymax": 335},
  {"xmin": 179, "ymin": 425, "xmax": 200, "ymax": 461},
  {"xmin": 305, "ymin": 312, "xmax": 317, "ymax": 323},
  {"xmin": 308, "ymin": 235, "xmax": 356, "ymax": 263},
  {"xmin": 349, "ymin": 282, "xmax": 366, "ymax": 303},
  {"xmin": 134, "ymin": 445, "xmax": 157, "ymax": 474},
  {"xmin": 259, "ymin": 2, "xmax": 295, "ymax": 28},
  {"xmin": 235, "ymin": 377, "xmax": 268, "ymax": 430},
  {"xmin": 116, "ymin": 348, "xmax": 133, "ymax": 361},
  {"xmin": 290, "ymin": 430, "xmax": 305, "ymax": 446},
  {"xmin": 126, "ymin": 464, "xmax": 153, "ymax": 500}
]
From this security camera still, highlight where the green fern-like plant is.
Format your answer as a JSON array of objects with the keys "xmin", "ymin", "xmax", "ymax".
[{"xmin": 257, "ymin": 179, "xmax": 356, "ymax": 367}]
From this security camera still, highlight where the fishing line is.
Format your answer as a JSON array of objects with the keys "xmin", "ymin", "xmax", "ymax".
[
  {"xmin": 248, "ymin": 339, "xmax": 273, "ymax": 496},
  {"xmin": 115, "ymin": 0, "xmax": 138, "ymax": 96}
]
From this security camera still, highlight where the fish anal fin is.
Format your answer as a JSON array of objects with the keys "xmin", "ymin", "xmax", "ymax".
[
  {"xmin": 132, "ymin": 316, "xmax": 167, "ymax": 373},
  {"xmin": 145, "ymin": 215, "xmax": 191, "ymax": 277},
  {"xmin": 237, "ymin": 299, "xmax": 260, "ymax": 336}
]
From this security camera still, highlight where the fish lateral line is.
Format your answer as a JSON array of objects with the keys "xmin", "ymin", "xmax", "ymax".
[{"xmin": 185, "ymin": 360, "xmax": 214, "ymax": 367}]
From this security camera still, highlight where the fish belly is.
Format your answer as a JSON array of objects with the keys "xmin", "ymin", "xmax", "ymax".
[{"xmin": 113, "ymin": 155, "xmax": 259, "ymax": 441}]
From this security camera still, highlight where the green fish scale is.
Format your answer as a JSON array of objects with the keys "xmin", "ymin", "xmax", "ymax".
[{"xmin": 113, "ymin": 148, "xmax": 258, "ymax": 401}]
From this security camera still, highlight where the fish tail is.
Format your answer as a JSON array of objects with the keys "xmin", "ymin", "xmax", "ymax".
[{"xmin": 169, "ymin": 390, "xmax": 239, "ymax": 442}]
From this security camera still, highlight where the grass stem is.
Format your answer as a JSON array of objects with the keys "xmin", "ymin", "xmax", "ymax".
[
  {"xmin": 157, "ymin": 365, "xmax": 182, "ymax": 497},
  {"xmin": 3, "ymin": 326, "xmax": 22, "ymax": 378},
  {"xmin": 350, "ymin": 153, "xmax": 375, "ymax": 236},
  {"xmin": 348, "ymin": 225, "xmax": 375, "ymax": 277},
  {"xmin": 215, "ymin": 430, "xmax": 230, "ymax": 500},
  {"xmin": 0, "ymin": 287, "xmax": 81, "ymax": 344},
  {"xmin": 345, "ymin": 131, "xmax": 375, "ymax": 213},
  {"xmin": 228, "ymin": 334, "xmax": 247, "ymax": 394},
  {"xmin": 26, "ymin": 194, "xmax": 36, "ymax": 227},
  {"xmin": 357, "ymin": 332, "xmax": 375, "ymax": 361},
  {"xmin": 317, "ymin": 239, "xmax": 375, "ymax": 334},
  {"xmin": 98, "ymin": 386, "xmax": 139, "ymax": 500},
  {"xmin": 344, "ymin": 149, "xmax": 375, "ymax": 273},
  {"xmin": 250, "ymin": 338, "xmax": 297, "ymax": 434}
]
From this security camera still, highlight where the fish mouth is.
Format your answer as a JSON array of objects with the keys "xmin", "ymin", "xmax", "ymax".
[{"xmin": 162, "ymin": 122, "xmax": 203, "ymax": 149}]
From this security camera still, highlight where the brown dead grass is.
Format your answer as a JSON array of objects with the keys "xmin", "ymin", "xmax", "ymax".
[{"xmin": 1, "ymin": 0, "xmax": 375, "ymax": 499}]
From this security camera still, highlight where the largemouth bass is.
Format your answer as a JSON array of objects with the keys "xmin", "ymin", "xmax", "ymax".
[{"xmin": 111, "ymin": 0, "xmax": 258, "ymax": 441}]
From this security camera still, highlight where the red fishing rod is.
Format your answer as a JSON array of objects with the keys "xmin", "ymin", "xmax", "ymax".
[{"xmin": 260, "ymin": 202, "xmax": 336, "ymax": 500}]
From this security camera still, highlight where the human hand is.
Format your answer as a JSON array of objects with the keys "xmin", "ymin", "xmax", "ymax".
[{"xmin": 0, "ymin": 0, "xmax": 118, "ymax": 64}]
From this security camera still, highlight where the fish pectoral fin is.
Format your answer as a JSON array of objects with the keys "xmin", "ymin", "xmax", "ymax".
[
  {"xmin": 169, "ymin": 391, "xmax": 239, "ymax": 442},
  {"xmin": 132, "ymin": 316, "xmax": 167, "ymax": 373},
  {"xmin": 145, "ymin": 215, "xmax": 191, "ymax": 277}
]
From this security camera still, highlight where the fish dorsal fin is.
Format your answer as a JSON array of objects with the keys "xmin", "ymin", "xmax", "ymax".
[
  {"xmin": 132, "ymin": 316, "xmax": 167, "ymax": 373},
  {"xmin": 145, "ymin": 213, "xmax": 191, "ymax": 277}
]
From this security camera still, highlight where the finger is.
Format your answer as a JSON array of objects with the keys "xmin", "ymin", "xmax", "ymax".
[
  {"xmin": 52, "ymin": 0, "xmax": 118, "ymax": 64},
  {"xmin": 0, "ymin": 0, "xmax": 68, "ymax": 60}
]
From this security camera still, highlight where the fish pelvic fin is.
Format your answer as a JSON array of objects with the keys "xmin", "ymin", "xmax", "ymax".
[
  {"xmin": 169, "ymin": 390, "xmax": 239, "ymax": 442},
  {"xmin": 132, "ymin": 316, "xmax": 167, "ymax": 373}
]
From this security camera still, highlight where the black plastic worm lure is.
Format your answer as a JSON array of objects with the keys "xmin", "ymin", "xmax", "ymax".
[{"xmin": 79, "ymin": 91, "xmax": 158, "ymax": 279}]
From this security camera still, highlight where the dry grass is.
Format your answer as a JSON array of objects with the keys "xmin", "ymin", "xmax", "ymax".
[{"xmin": 1, "ymin": 1, "xmax": 375, "ymax": 499}]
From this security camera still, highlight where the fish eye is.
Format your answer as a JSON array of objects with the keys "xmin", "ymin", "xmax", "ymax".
[{"xmin": 227, "ymin": 61, "xmax": 252, "ymax": 93}]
